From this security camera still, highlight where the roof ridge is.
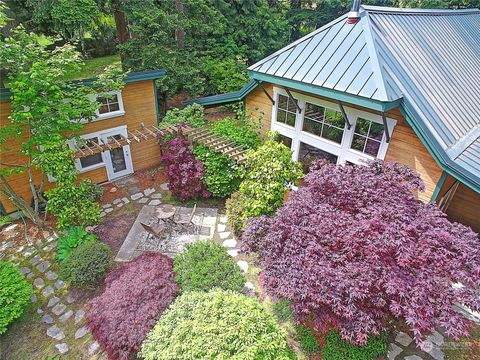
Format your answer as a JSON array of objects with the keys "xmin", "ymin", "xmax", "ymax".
[{"xmin": 362, "ymin": 5, "xmax": 480, "ymax": 15}]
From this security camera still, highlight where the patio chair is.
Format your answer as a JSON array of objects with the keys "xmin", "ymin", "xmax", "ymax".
[
  {"xmin": 138, "ymin": 222, "xmax": 166, "ymax": 251},
  {"xmin": 173, "ymin": 204, "xmax": 198, "ymax": 233}
]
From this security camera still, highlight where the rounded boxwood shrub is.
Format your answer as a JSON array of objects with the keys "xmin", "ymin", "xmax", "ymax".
[
  {"xmin": 60, "ymin": 241, "xmax": 111, "ymax": 288},
  {"xmin": 322, "ymin": 331, "xmax": 388, "ymax": 360},
  {"xmin": 0, "ymin": 261, "xmax": 33, "ymax": 334},
  {"xmin": 173, "ymin": 240, "xmax": 244, "ymax": 292},
  {"xmin": 87, "ymin": 253, "xmax": 179, "ymax": 360},
  {"xmin": 140, "ymin": 289, "xmax": 296, "ymax": 360},
  {"xmin": 225, "ymin": 191, "xmax": 247, "ymax": 235}
]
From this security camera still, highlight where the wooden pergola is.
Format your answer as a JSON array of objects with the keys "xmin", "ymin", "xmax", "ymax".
[{"xmin": 74, "ymin": 123, "xmax": 250, "ymax": 163}]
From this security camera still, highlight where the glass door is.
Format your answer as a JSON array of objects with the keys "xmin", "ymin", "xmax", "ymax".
[{"xmin": 101, "ymin": 129, "xmax": 133, "ymax": 180}]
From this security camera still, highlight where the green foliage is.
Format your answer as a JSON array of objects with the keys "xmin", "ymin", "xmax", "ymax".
[
  {"xmin": 140, "ymin": 289, "xmax": 296, "ymax": 360},
  {"xmin": 193, "ymin": 145, "xmax": 241, "ymax": 198},
  {"xmin": 60, "ymin": 241, "xmax": 111, "ymax": 288},
  {"xmin": 209, "ymin": 111, "xmax": 262, "ymax": 150},
  {"xmin": 0, "ymin": 215, "xmax": 12, "ymax": 227},
  {"xmin": 46, "ymin": 179, "xmax": 102, "ymax": 230},
  {"xmin": 0, "ymin": 261, "xmax": 33, "ymax": 334},
  {"xmin": 239, "ymin": 132, "xmax": 303, "ymax": 219},
  {"xmin": 56, "ymin": 226, "xmax": 97, "ymax": 262},
  {"xmin": 322, "ymin": 331, "xmax": 388, "ymax": 360},
  {"xmin": 225, "ymin": 191, "xmax": 247, "ymax": 236},
  {"xmin": 295, "ymin": 325, "xmax": 320, "ymax": 354},
  {"xmin": 161, "ymin": 104, "xmax": 205, "ymax": 129},
  {"xmin": 272, "ymin": 298, "xmax": 294, "ymax": 323},
  {"xmin": 173, "ymin": 240, "xmax": 244, "ymax": 292}
]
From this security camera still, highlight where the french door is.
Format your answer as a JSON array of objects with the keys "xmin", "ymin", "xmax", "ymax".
[{"xmin": 101, "ymin": 128, "xmax": 133, "ymax": 180}]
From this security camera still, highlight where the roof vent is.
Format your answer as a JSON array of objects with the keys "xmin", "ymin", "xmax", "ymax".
[{"xmin": 347, "ymin": 0, "xmax": 361, "ymax": 24}]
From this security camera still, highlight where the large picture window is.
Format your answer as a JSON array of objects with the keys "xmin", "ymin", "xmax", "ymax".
[
  {"xmin": 276, "ymin": 94, "xmax": 297, "ymax": 127},
  {"xmin": 302, "ymin": 102, "xmax": 345, "ymax": 144},
  {"xmin": 270, "ymin": 87, "xmax": 395, "ymax": 168}
]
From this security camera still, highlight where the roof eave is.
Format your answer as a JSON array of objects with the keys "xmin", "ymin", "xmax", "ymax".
[
  {"xmin": 183, "ymin": 79, "xmax": 258, "ymax": 107},
  {"xmin": 250, "ymin": 71, "xmax": 399, "ymax": 112}
]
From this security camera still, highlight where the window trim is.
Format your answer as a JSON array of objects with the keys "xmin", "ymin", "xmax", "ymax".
[
  {"xmin": 270, "ymin": 87, "xmax": 396, "ymax": 166},
  {"xmin": 81, "ymin": 91, "xmax": 125, "ymax": 123}
]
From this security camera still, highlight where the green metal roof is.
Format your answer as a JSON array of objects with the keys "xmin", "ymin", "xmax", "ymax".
[
  {"xmin": 0, "ymin": 69, "xmax": 166, "ymax": 101},
  {"xmin": 183, "ymin": 79, "xmax": 258, "ymax": 107}
]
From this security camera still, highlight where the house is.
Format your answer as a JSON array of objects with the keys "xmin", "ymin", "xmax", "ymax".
[
  {"xmin": 0, "ymin": 69, "xmax": 166, "ymax": 214},
  {"xmin": 186, "ymin": 5, "xmax": 480, "ymax": 233}
]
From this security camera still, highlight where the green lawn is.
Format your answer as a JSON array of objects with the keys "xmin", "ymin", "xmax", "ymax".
[{"xmin": 63, "ymin": 54, "xmax": 121, "ymax": 81}]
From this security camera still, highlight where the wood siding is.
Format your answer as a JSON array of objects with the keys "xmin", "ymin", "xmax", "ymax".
[
  {"xmin": 245, "ymin": 82, "xmax": 443, "ymax": 202},
  {"xmin": 0, "ymin": 80, "xmax": 160, "ymax": 213}
]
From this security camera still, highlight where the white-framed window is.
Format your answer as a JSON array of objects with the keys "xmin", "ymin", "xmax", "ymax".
[
  {"xmin": 94, "ymin": 91, "xmax": 125, "ymax": 120},
  {"xmin": 69, "ymin": 135, "xmax": 106, "ymax": 173},
  {"xmin": 271, "ymin": 87, "xmax": 396, "ymax": 171}
]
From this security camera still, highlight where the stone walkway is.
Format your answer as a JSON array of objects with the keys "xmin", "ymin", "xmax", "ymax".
[
  {"xmin": 388, "ymin": 330, "xmax": 446, "ymax": 360},
  {"xmin": 0, "ymin": 226, "xmax": 99, "ymax": 357}
]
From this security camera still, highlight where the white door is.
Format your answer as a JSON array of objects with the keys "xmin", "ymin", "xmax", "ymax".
[{"xmin": 101, "ymin": 128, "xmax": 133, "ymax": 180}]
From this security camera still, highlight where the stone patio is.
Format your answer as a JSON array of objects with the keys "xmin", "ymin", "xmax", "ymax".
[{"xmin": 115, "ymin": 205, "xmax": 218, "ymax": 261}]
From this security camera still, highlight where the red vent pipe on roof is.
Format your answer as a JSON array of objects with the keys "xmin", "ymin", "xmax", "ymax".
[{"xmin": 347, "ymin": 0, "xmax": 361, "ymax": 24}]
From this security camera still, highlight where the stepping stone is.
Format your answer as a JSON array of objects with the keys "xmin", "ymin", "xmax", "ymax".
[
  {"xmin": 55, "ymin": 343, "xmax": 69, "ymax": 355},
  {"xmin": 122, "ymin": 197, "xmax": 130, "ymax": 204},
  {"xmin": 387, "ymin": 343, "xmax": 402, "ymax": 360},
  {"xmin": 405, "ymin": 356, "xmax": 423, "ymax": 360},
  {"xmin": 144, "ymin": 188, "xmax": 155, "ymax": 196},
  {"xmin": 42, "ymin": 286, "xmax": 54, "ymax": 297},
  {"xmin": 217, "ymin": 223, "xmax": 226, "ymax": 232},
  {"xmin": 138, "ymin": 197, "xmax": 149, "ymax": 204},
  {"xmin": 41, "ymin": 314, "xmax": 54, "ymax": 324},
  {"xmin": 55, "ymin": 279, "xmax": 66, "ymax": 289},
  {"xmin": 105, "ymin": 207, "xmax": 113, "ymax": 213},
  {"xmin": 74, "ymin": 309, "xmax": 85, "ymax": 324},
  {"xmin": 20, "ymin": 267, "xmax": 31, "ymax": 275},
  {"xmin": 131, "ymin": 192, "xmax": 143, "ymax": 200},
  {"xmin": 427, "ymin": 347, "xmax": 445, "ymax": 360},
  {"xmin": 159, "ymin": 183, "xmax": 169, "ymax": 191},
  {"xmin": 47, "ymin": 296, "xmax": 60, "ymax": 307},
  {"xmin": 116, "ymin": 203, "xmax": 124, "ymax": 208},
  {"xmin": 37, "ymin": 308, "xmax": 43, "ymax": 314},
  {"xmin": 109, "ymin": 187, "xmax": 118, "ymax": 193},
  {"xmin": 102, "ymin": 203, "xmax": 112, "ymax": 209},
  {"xmin": 243, "ymin": 282, "xmax": 255, "ymax": 297},
  {"xmin": 45, "ymin": 271, "xmax": 58, "ymax": 281},
  {"xmin": 222, "ymin": 239, "xmax": 237, "ymax": 248},
  {"xmin": 43, "ymin": 244, "xmax": 55, "ymax": 252},
  {"xmin": 29, "ymin": 254, "xmax": 42, "ymax": 265},
  {"xmin": 59, "ymin": 310, "xmax": 73, "ymax": 323},
  {"xmin": 219, "ymin": 232, "xmax": 231, "ymax": 240},
  {"xmin": 33, "ymin": 277, "xmax": 45, "ymax": 289},
  {"xmin": 46, "ymin": 325, "xmax": 65, "ymax": 340},
  {"xmin": 427, "ymin": 330, "xmax": 444, "ymax": 346},
  {"xmin": 47, "ymin": 235, "xmax": 57, "ymax": 243},
  {"xmin": 66, "ymin": 294, "xmax": 76, "ymax": 304},
  {"xmin": 100, "ymin": 211, "xmax": 106, "ymax": 217},
  {"xmin": 149, "ymin": 200, "xmax": 161, "ymax": 206},
  {"xmin": 23, "ymin": 248, "xmax": 36, "ymax": 258},
  {"xmin": 151, "ymin": 193, "xmax": 162, "ymax": 199},
  {"xmin": 227, "ymin": 249, "xmax": 239, "ymax": 257},
  {"xmin": 237, "ymin": 260, "xmax": 249, "ymax": 273},
  {"xmin": 88, "ymin": 341, "xmax": 100, "ymax": 356},
  {"xmin": 31, "ymin": 294, "xmax": 37, "ymax": 302},
  {"xmin": 395, "ymin": 332, "xmax": 413, "ymax": 347},
  {"xmin": 75, "ymin": 326, "xmax": 89, "ymax": 339},
  {"xmin": 27, "ymin": 272, "xmax": 34, "ymax": 279},
  {"xmin": 219, "ymin": 215, "xmax": 228, "ymax": 223},
  {"xmin": 52, "ymin": 303, "xmax": 66, "ymax": 316},
  {"xmin": 112, "ymin": 198, "xmax": 122, "ymax": 205},
  {"xmin": 203, "ymin": 216, "xmax": 217, "ymax": 227},
  {"xmin": 36, "ymin": 260, "xmax": 51, "ymax": 273}
]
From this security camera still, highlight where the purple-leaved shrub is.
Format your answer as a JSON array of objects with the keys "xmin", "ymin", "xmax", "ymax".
[
  {"xmin": 86, "ymin": 253, "xmax": 179, "ymax": 360},
  {"xmin": 242, "ymin": 160, "xmax": 480, "ymax": 349},
  {"xmin": 160, "ymin": 132, "xmax": 210, "ymax": 200}
]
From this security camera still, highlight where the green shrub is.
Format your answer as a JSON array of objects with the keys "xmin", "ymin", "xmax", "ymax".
[
  {"xmin": 272, "ymin": 298, "xmax": 294, "ymax": 323},
  {"xmin": 193, "ymin": 145, "xmax": 241, "ymax": 198},
  {"xmin": 0, "ymin": 261, "xmax": 33, "ymax": 334},
  {"xmin": 322, "ymin": 331, "xmax": 388, "ymax": 360},
  {"xmin": 60, "ymin": 241, "xmax": 111, "ymax": 288},
  {"xmin": 209, "ymin": 113, "xmax": 262, "ymax": 149},
  {"xmin": 46, "ymin": 179, "xmax": 102, "ymax": 230},
  {"xmin": 56, "ymin": 226, "xmax": 97, "ymax": 262},
  {"xmin": 173, "ymin": 240, "xmax": 244, "ymax": 292},
  {"xmin": 140, "ymin": 290, "xmax": 296, "ymax": 360},
  {"xmin": 239, "ymin": 132, "xmax": 303, "ymax": 218},
  {"xmin": 161, "ymin": 104, "xmax": 205, "ymax": 129},
  {"xmin": 225, "ymin": 191, "xmax": 247, "ymax": 236},
  {"xmin": 295, "ymin": 325, "xmax": 320, "ymax": 354}
]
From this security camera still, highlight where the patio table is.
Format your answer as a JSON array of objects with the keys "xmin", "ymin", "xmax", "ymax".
[{"xmin": 155, "ymin": 204, "xmax": 176, "ymax": 221}]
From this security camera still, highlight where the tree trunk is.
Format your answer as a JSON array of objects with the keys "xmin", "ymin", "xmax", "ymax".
[
  {"xmin": 175, "ymin": 0, "xmax": 185, "ymax": 49},
  {"xmin": 114, "ymin": 9, "xmax": 129, "ymax": 45}
]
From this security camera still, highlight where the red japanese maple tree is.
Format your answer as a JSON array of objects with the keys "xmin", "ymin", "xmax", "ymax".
[{"xmin": 242, "ymin": 160, "xmax": 479, "ymax": 348}]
